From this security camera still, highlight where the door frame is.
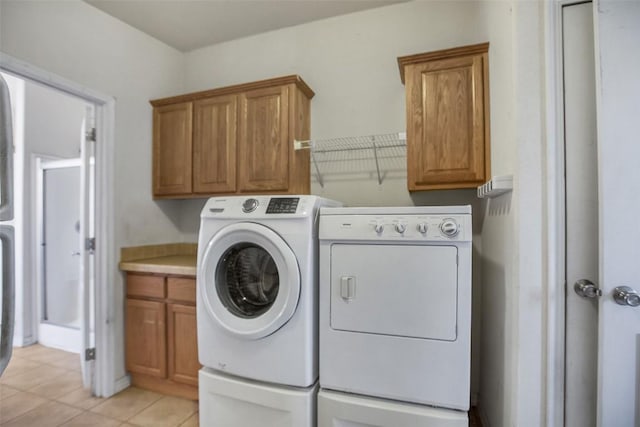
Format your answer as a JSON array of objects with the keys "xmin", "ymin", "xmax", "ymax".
[
  {"xmin": 543, "ymin": 1, "xmax": 597, "ymax": 426},
  {"xmin": 0, "ymin": 53, "xmax": 119, "ymax": 397}
]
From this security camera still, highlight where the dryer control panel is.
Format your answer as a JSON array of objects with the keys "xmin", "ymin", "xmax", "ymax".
[{"xmin": 319, "ymin": 207, "xmax": 472, "ymax": 242}]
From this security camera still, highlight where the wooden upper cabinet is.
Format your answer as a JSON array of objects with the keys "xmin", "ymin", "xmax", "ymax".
[
  {"xmin": 193, "ymin": 95, "xmax": 237, "ymax": 194},
  {"xmin": 398, "ymin": 43, "xmax": 490, "ymax": 191},
  {"xmin": 150, "ymin": 75, "xmax": 313, "ymax": 198},
  {"xmin": 153, "ymin": 102, "xmax": 193, "ymax": 196},
  {"xmin": 238, "ymin": 85, "xmax": 289, "ymax": 192}
]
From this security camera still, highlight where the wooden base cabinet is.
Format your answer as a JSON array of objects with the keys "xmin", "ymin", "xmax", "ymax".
[
  {"xmin": 167, "ymin": 303, "xmax": 199, "ymax": 386},
  {"xmin": 125, "ymin": 273, "xmax": 200, "ymax": 400},
  {"xmin": 398, "ymin": 43, "xmax": 491, "ymax": 191},
  {"xmin": 151, "ymin": 75, "xmax": 313, "ymax": 199}
]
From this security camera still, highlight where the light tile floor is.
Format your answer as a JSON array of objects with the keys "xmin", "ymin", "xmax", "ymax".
[{"xmin": 0, "ymin": 344, "xmax": 199, "ymax": 427}]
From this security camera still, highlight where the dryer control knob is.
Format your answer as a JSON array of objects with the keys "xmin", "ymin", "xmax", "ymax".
[
  {"xmin": 374, "ymin": 223, "xmax": 384, "ymax": 234},
  {"xmin": 440, "ymin": 219, "xmax": 460, "ymax": 237},
  {"xmin": 242, "ymin": 198, "xmax": 259, "ymax": 213},
  {"xmin": 417, "ymin": 223, "xmax": 428, "ymax": 234},
  {"xmin": 395, "ymin": 223, "xmax": 406, "ymax": 234}
]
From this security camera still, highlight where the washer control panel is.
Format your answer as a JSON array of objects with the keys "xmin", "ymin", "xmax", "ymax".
[
  {"xmin": 204, "ymin": 196, "xmax": 322, "ymax": 218},
  {"xmin": 266, "ymin": 197, "xmax": 300, "ymax": 214}
]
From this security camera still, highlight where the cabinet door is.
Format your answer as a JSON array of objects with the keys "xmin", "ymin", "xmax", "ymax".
[
  {"xmin": 238, "ymin": 85, "xmax": 290, "ymax": 192},
  {"xmin": 193, "ymin": 96, "xmax": 237, "ymax": 194},
  {"xmin": 167, "ymin": 303, "xmax": 200, "ymax": 386},
  {"xmin": 406, "ymin": 53, "xmax": 489, "ymax": 190},
  {"xmin": 153, "ymin": 102, "xmax": 193, "ymax": 197},
  {"xmin": 126, "ymin": 299, "xmax": 167, "ymax": 378}
]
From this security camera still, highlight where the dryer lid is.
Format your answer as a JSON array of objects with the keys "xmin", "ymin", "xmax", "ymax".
[{"xmin": 199, "ymin": 223, "xmax": 300, "ymax": 340}]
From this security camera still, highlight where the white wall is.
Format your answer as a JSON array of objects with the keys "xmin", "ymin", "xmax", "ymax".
[
  {"xmin": 475, "ymin": 0, "xmax": 518, "ymax": 424},
  {"xmin": 476, "ymin": 1, "xmax": 549, "ymax": 426},
  {"xmin": 0, "ymin": 0, "xmax": 186, "ymax": 389}
]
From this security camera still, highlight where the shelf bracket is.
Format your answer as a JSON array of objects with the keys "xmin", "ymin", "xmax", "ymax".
[
  {"xmin": 371, "ymin": 137, "xmax": 382, "ymax": 185},
  {"xmin": 310, "ymin": 148, "xmax": 324, "ymax": 188},
  {"xmin": 477, "ymin": 175, "xmax": 513, "ymax": 198}
]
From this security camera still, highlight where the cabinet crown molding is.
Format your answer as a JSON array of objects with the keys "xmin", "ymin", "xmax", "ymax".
[
  {"xmin": 150, "ymin": 74, "xmax": 314, "ymax": 106},
  {"xmin": 397, "ymin": 42, "xmax": 489, "ymax": 84}
]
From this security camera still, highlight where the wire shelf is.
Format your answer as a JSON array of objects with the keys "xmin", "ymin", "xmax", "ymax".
[{"xmin": 294, "ymin": 132, "xmax": 406, "ymax": 187}]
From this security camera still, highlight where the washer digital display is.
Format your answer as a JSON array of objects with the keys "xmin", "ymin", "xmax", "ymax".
[{"xmin": 266, "ymin": 198, "xmax": 299, "ymax": 214}]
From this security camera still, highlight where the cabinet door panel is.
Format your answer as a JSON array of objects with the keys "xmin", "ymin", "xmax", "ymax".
[
  {"xmin": 238, "ymin": 86, "xmax": 290, "ymax": 192},
  {"xmin": 167, "ymin": 277, "xmax": 196, "ymax": 304},
  {"xmin": 193, "ymin": 96, "xmax": 237, "ymax": 193},
  {"xmin": 167, "ymin": 303, "xmax": 200, "ymax": 386},
  {"xmin": 126, "ymin": 274, "xmax": 165, "ymax": 299},
  {"xmin": 126, "ymin": 299, "xmax": 167, "ymax": 378},
  {"xmin": 153, "ymin": 103, "xmax": 193, "ymax": 196},
  {"xmin": 406, "ymin": 53, "xmax": 488, "ymax": 190}
]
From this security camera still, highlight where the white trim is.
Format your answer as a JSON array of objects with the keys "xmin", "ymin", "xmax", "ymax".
[
  {"xmin": 113, "ymin": 374, "xmax": 132, "ymax": 396},
  {"xmin": 32, "ymin": 154, "xmax": 60, "ymax": 351},
  {"xmin": 0, "ymin": 52, "xmax": 119, "ymax": 398},
  {"xmin": 545, "ymin": 1, "xmax": 593, "ymax": 426},
  {"xmin": 38, "ymin": 323, "xmax": 81, "ymax": 354},
  {"xmin": 544, "ymin": 2, "xmax": 571, "ymax": 426},
  {"xmin": 94, "ymin": 96, "xmax": 124, "ymax": 397},
  {"xmin": 41, "ymin": 158, "xmax": 81, "ymax": 170},
  {"xmin": 0, "ymin": 53, "xmax": 111, "ymax": 105}
]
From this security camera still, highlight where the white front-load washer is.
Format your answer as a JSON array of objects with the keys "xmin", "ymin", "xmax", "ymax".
[
  {"xmin": 318, "ymin": 206, "xmax": 472, "ymax": 427},
  {"xmin": 197, "ymin": 195, "xmax": 340, "ymax": 427}
]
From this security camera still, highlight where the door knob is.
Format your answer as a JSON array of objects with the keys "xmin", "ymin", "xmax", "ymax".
[
  {"xmin": 574, "ymin": 279, "xmax": 602, "ymax": 299},
  {"xmin": 613, "ymin": 286, "xmax": 640, "ymax": 307}
]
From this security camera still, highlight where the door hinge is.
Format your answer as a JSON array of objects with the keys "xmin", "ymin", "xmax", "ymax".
[
  {"xmin": 85, "ymin": 237, "xmax": 96, "ymax": 252},
  {"xmin": 85, "ymin": 348, "xmax": 96, "ymax": 361},
  {"xmin": 86, "ymin": 127, "xmax": 96, "ymax": 142}
]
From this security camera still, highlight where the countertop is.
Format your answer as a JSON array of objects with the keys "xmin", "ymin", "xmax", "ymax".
[{"xmin": 119, "ymin": 243, "xmax": 197, "ymax": 276}]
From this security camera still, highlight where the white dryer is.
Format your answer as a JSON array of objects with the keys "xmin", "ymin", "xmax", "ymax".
[
  {"xmin": 198, "ymin": 195, "xmax": 341, "ymax": 386},
  {"xmin": 318, "ymin": 206, "xmax": 472, "ymax": 426}
]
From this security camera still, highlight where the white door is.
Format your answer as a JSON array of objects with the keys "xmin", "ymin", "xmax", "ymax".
[
  {"xmin": 563, "ymin": 3, "xmax": 598, "ymax": 426},
  {"xmin": 36, "ymin": 106, "xmax": 96, "ymax": 391},
  {"xmin": 593, "ymin": 1, "xmax": 640, "ymax": 425}
]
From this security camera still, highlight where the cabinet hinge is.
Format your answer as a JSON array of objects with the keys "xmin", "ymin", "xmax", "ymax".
[{"xmin": 85, "ymin": 348, "xmax": 96, "ymax": 361}]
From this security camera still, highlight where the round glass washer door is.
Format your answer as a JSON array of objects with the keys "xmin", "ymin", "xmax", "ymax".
[{"xmin": 199, "ymin": 222, "xmax": 300, "ymax": 340}]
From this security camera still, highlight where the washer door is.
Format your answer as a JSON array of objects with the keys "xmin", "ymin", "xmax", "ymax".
[{"xmin": 200, "ymin": 223, "xmax": 300, "ymax": 339}]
